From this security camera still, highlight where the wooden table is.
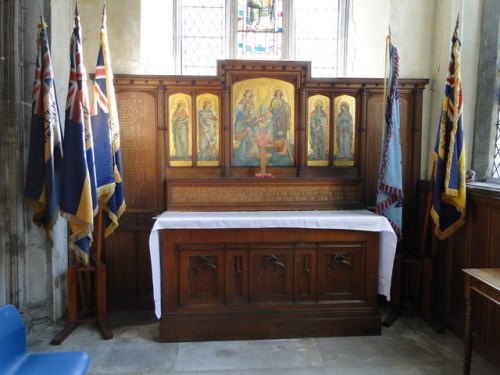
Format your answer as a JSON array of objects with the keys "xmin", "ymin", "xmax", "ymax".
[{"xmin": 463, "ymin": 268, "xmax": 500, "ymax": 375}]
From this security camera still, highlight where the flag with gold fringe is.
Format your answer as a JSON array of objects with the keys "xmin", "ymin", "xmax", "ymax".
[
  {"xmin": 430, "ymin": 19, "xmax": 466, "ymax": 240},
  {"xmin": 60, "ymin": 8, "xmax": 97, "ymax": 265},
  {"xmin": 90, "ymin": 4, "xmax": 126, "ymax": 238},
  {"xmin": 376, "ymin": 41, "xmax": 403, "ymax": 238},
  {"xmin": 24, "ymin": 19, "xmax": 63, "ymax": 236}
]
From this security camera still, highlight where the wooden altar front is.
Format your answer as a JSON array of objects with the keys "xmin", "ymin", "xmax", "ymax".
[
  {"xmin": 161, "ymin": 227, "xmax": 379, "ymax": 342},
  {"xmin": 149, "ymin": 210, "xmax": 397, "ymax": 342},
  {"xmin": 106, "ymin": 60, "xmax": 428, "ymax": 326}
]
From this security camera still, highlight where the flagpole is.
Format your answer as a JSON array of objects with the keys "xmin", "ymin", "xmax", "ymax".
[
  {"xmin": 95, "ymin": 207, "xmax": 103, "ymax": 263},
  {"xmin": 420, "ymin": 161, "xmax": 436, "ymax": 256},
  {"xmin": 382, "ymin": 27, "xmax": 390, "ymax": 133}
]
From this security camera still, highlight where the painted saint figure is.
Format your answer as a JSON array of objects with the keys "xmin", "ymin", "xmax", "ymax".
[
  {"xmin": 336, "ymin": 101, "xmax": 353, "ymax": 160},
  {"xmin": 233, "ymin": 103, "xmax": 258, "ymax": 166},
  {"xmin": 254, "ymin": 104, "xmax": 273, "ymax": 147},
  {"xmin": 270, "ymin": 89, "xmax": 290, "ymax": 141},
  {"xmin": 236, "ymin": 88, "xmax": 255, "ymax": 117},
  {"xmin": 269, "ymin": 89, "xmax": 293, "ymax": 166},
  {"xmin": 309, "ymin": 100, "xmax": 328, "ymax": 161},
  {"xmin": 198, "ymin": 100, "xmax": 218, "ymax": 161},
  {"xmin": 172, "ymin": 101, "xmax": 190, "ymax": 160}
]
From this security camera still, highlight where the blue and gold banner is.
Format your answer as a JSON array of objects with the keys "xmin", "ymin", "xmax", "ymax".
[
  {"xmin": 430, "ymin": 24, "xmax": 466, "ymax": 240},
  {"xmin": 376, "ymin": 42, "xmax": 403, "ymax": 238},
  {"xmin": 91, "ymin": 7, "xmax": 126, "ymax": 238},
  {"xmin": 60, "ymin": 10, "xmax": 97, "ymax": 265},
  {"xmin": 24, "ymin": 20, "xmax": 63, "ymax": 236}
]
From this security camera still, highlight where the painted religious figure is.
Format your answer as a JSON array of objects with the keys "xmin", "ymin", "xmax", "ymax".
[
  {"xmin": 307, "ymin": 95, "xmax": 330, "ymax": 166},
  {"xmin": 196, "ymin": 94, "xmax": 219, "ymax": 166},
  {"xmin": 245, "ymin": 0, "xmax": 276, "ymax": 31},
  {"xmin": 169, "ymin": 93, "xmax": 192, "ymax": 166},
  {"xmin": 334, "ymin": 95, "xmax": 356, "ymax": 166},
  {"xmin": 231, "ymin": 78, "xmax": 294, "ymax": 167}
]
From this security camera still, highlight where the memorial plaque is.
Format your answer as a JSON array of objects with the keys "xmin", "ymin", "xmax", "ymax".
[
  {"xmin": 117, "ymin": 90, "xmax": 158, "ymax": 211},
  {"xmin": 167, "ymin": 180, "xmax": 363, "ymax": 211}
]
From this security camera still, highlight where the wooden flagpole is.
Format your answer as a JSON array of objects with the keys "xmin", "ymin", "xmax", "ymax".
[
  {"xmin": 51, "ymin": 3, "xmax": 113, "ymax": 344},
  {"xmin": 380, "ymin": 27, "xmax": 402, "ymax": 327}
]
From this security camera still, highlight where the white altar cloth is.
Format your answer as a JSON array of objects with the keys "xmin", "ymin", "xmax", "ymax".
[{"xmin": 149, "ymin": 210, "xmax": 397, "ymax": 318}]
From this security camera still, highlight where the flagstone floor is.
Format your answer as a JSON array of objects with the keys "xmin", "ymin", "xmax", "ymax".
[{"xmin": 27, "ymin": 308, "xmax": 499, "ymax": 375}]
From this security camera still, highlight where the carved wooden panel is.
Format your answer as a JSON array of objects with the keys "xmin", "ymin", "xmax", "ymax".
[
  {"xmin": 159, "ymin": 227, "xmax": 380, "ymax": 342},
  {"xmin": 295, "ymin": 247, "xmax": 317, "ymax": 300},
  {"xmin": 317, "ymin": 244, "xmax": 364, "ymax": 301},
  {"xmin": 251, "ymin": 248, "xmax": 293, "ymax": 302},
  {"xmin": 179, "ymin": 249, "xmax": 225, "ymax": 306},
  {"xmin": 226, "ymin": 248, "xmax": 249, "ymax": 304}
]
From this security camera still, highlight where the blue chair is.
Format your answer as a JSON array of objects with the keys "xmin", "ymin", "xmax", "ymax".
[{"xmin": 0, "ymin": 304, "xmax": 90, "ymax": 375}]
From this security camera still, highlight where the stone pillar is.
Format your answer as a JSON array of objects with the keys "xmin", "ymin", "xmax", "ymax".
[
  {"xmin": 0, "ymin": 0, "xmax": 70, "ymax": 327},
  {"xmin": 471, "ymin": 0, "xmax": 500, "ymax": 180}
]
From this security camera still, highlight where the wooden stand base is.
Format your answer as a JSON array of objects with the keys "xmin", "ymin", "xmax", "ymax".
[
  {"xmin": 51, "ymin": 263, "xmax": 113, "ymax": 345},
  {"xmin": 382, "ymin": 253, "xmax": 445, "ymax": 332}
]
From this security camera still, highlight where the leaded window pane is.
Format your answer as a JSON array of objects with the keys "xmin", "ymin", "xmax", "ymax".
[
  {"xmin": 295, "ymin": 1, "xmax": 340, "ymax": 77},
  {"xmin": 180, "ymin": 0, "xmax": 226, "ymax": 75},
  {"xmin": 492, "ymin": 91, "xmax": 500, "ymax": 178}
]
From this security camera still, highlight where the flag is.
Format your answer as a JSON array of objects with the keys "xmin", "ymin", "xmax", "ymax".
[
  {"xmin": 376, "ymin": 41, "xmax": 404, "ymax": 238},
  {"xmin": 60, "ymin": 9, "xmax": 98, "ymax": 265},
  {"xmin": 430, "ymin": 22, "xmax": 466, "ymax": 240},
  {"xmin": 90, "ymin": 6, "xmax": 126, "ymax": 238},
  {"xmin": 24, "ymin": 19, "xmax": 63, "ymax": 236}
]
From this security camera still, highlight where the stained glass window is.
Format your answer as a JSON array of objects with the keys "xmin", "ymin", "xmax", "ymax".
[
  {"xmin": 176, "ymin": 0, "xmax": 347, "ymax": 76},
  {"xmin": 236, "ymin": 0, "xmax": 284, "ymax": 59}
]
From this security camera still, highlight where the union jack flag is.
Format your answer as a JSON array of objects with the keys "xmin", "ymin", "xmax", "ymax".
[
  {"xmin": 24, "ymin": 20, "xmax": 63, "ymax": 236},
  {"xmin": 60, "ymin": 9, "xmax": 97, "ymax": 265},
  {"xmin": 90, "ymin": 7, "xmax": 126, "ymax": 238},
  {"xmin": 430, "ymin": 19, "xmax": 466, "ymax": 240}
]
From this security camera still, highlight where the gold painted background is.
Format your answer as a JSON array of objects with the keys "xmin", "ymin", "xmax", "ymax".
[
  {"xmin": 231, "ymin": 78, "xmax": 295, "ymax": 166},
  {"xmin": 168, "ymin": 93, "xmax": 192, "ymax": 167},
  {"xmin": 334, "ymin": 95, "xmax": 356, "ymax": 167},
  {"xmin": 307, "ymin": 94, "xmax": 330, "ymax": 167},
  {"xmin": 196, "ymin": 93, "xmax": 220, "ymax": 166}
]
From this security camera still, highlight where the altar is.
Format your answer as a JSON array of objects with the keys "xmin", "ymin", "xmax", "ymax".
[
  {"xmin": 108, "ymin": 59, "xmax": 427, "ymax": 338},
  {"xmin": 149, "ymin": 210, "xmax": 396, "ymax": 342}
]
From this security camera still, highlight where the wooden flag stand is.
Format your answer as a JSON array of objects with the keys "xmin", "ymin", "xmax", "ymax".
[
  {"xmin": 51, "ymin": 209, "xmax": 113, "ymax": 345},
  {"xmin": 383, "ymin": 163, "xmax": 443, "ymax": 332}
]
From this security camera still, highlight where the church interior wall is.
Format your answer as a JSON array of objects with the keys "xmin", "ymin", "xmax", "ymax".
[{"xmin": 1, "ymin": 0, "xmax": 485, "ymax": 325}]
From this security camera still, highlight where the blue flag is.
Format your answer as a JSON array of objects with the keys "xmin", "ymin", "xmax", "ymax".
[
  {"xmin": 376, "ymin": 42, "xmax": 403, "ymax": 238},
  {"xmin": 60, "ymin": 11, "xmax": 98, "ymax": 265},
  {"xmin": 24, "ymin": 20, "xmax": 63, "ymax": 236},
  {"xmin": 90, "ymin": 9, "xmax": 126, "ymax": 238},
  {"xmin": 430, "ymin": 25, "xmax": 466, "ymax": 240}
]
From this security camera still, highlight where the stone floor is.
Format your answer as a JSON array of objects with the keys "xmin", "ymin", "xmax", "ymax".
[{"xmin": 27, "ymin": 310, "xmax": 499, "ymax": 375}]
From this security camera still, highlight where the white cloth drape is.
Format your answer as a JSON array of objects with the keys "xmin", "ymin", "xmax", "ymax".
[{"xmin": 149, "ymin": 210, "xmax": 397, "ymax": 319}]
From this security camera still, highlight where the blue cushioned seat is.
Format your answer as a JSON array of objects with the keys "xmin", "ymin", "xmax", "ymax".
[{"xmin": 0, "ymin": 304, "xmax": 90, "ymax": 375}]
